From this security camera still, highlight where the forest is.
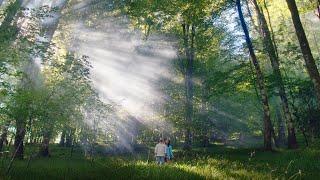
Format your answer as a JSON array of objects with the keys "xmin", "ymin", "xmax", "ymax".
[{"xmin": 0, "ymin": 0, "xmax": 320, "ymax": 179}]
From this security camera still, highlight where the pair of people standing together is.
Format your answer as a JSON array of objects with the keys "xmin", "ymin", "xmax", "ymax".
[{"xmin": 154, "ymin": 138, "xmax": 173, "ymax": 165}]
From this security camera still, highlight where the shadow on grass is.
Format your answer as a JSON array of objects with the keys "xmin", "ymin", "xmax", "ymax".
[{"xmin": 0, "ymin": 155, "xmax": 205, "ymax": 180}]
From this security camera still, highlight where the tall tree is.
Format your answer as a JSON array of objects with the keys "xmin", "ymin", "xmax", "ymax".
[
  {"xmin": 236, "ymin": 0, "xmax": 273, "ymax": 150},
  {"xmin": 182, "ymin": 23, "xmax": 195, "ymax": 150},
  {"xmin": 286, "ymin": 0, "xmax": 320, "ymax": 106},
  {"xmin": 252, "ymin": 0, "xmax": 298, "ymax": 149}
]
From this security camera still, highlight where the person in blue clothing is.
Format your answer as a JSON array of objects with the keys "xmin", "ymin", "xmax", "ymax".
[{"xmin": 165, "ymin": 139, "xmax": 173, "ymax": 162}]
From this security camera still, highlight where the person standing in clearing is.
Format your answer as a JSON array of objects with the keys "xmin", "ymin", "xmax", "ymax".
[
  {"xmin": 154, "ymin": 139, "xmax": 166, "ymax": 165},
  {"xmin": 165, "ymin": 139, "xmax": 173, "ymax": 162}
]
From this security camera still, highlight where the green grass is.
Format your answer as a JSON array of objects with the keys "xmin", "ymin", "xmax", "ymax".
[{"xmin": 0, "ymin": 144, "xmax": 319, "ymax": 179}]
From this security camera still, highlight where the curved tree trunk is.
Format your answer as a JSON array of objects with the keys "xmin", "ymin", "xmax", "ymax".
[{"xmin": 236, "ymin": 0, "xmax": 273, "ymax": 151}]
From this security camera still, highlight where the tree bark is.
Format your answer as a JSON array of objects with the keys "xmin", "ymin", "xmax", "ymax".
[
  {"xmin": 0, "ymin": 124, "xmax": 9, "ymax": 152},
  {"xmin": 262, "ymin": 0, "xmax": 279, "ymax": 57},
  {"xmin": 39, "ymin": 131, "xmax": 50, "ymax": 157},
  {"xmin": 13, "ymin": 119, "xmax": 26, "ymax": 159},
  {"xmin": 0, "ymin": 0, "xmax": 23, "ymax": 41},
  {"xmin": 236, "ymin": 0, "xmax": 273, "ymax": 151},
  {"xmin": 65, "ymin": 128, "xmax": 73, "ymax": 147},
  {"xmin": 202, "ymin": 135, "xmax": 209, "ymax": 147},
  {"xmin": 286, "ymin": 0, "xmax": 320, "ymax": 107},
  {"xmin": 316, "ymin": 0, "xmax": 320, "ymax": 19},
  {"xmin": 275, "ymin": 105, "xmax": 286, "ymax": 146},
  {"xmin": 270, "ymin": 123, "xmax": 278, "ymax": 147},
  {"xmin": 59, "ymin": 129, "xmax": 66, "ymax": 147},
  {"xmin": 41, "ymin": 0, "xmax": 69, "ymax": 44},
  {"xmin": 301, "ymin": 128, "xmax": 309, "ymax": 146},
  {"xmin": 201, "ymin": 77, "xmax": 210, "ymax": 147},
  {"xmin": 253, "ymin": 0, "xmax": 298, "ymax": 149},
  {"xmin": 182, "ymin": 23, "xmax": 195, "ymax": 150}
]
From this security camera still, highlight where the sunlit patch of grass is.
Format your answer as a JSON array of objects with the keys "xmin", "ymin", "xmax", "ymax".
[
  {"xmin": 174, "ymin": 163, "xmax": 225, "ymax": 179},
  {"xmin": 168, "ymin": 156, "xmax": 271, "ymax": 179}
]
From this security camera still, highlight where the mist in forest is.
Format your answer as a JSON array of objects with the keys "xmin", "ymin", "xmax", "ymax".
[
  {"xmin": 66, "ymin": 2, "xmax": 177, "ymax": 152},
  {"xmin": 73, "ymin": 21, "xmax": 176, "ymax": 120}
]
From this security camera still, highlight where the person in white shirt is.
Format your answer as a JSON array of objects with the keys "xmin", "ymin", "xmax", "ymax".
[{"xmin": 154, "ymin": 139, "xmax": 166, "ymax": 165}]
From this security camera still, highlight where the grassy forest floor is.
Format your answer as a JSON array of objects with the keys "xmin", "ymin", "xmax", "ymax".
[{"xmin": 0, "ymin": 144, "xmax": 319, "ymax": 179}]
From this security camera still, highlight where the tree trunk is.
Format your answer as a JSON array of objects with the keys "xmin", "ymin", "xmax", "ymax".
[
  {"xmin": 65, "ymin": 128, "xmax": 73, "ymax": 147},
  {"xmin": 316, "ymin": 0, "xmax": 320, "ymax": 19},
  {"xmin": 244, "ymin": 0, "xmax": 253, "ymax": 22},
  {"xmin": 0, "ymin": 0, "xmax": 22, "ymax": 27},
  {"xmin": 26, "ymin": 115, "xmax": 33, "ymax": 145},
  {"xmin": 286, "ymin": 0, "xmax": 320, "ymax": 106},
  {"xmin": 182, "ymin": 23, "xmax": 195, "ymax": 150},
  {"xmin": 41, "ymin": 0, "xmax": 69, "ymax": 44},
  {"xmin": 201, "ymin": 76, "xmax": 210, "ymax": 147},
  {"xmin": 59, "ymin": 129, "xmax": 66, "ymax": 147},
  {"xmin": 13, "ymin": 119, "xmax": 26, "ymax": 159},
  {"xmin": 202, "ymin": 135, "xmax": 209, "ymax": 147},
  {"xmin": 39, "ymin": 131, "xmax": 50, "ymax": 157},
  {"xmin": 262, "ymin": 0, "xmax": 279, "ymax": 57},
  {"xmin": 270, "ymin": 123, "xmax": 278, "ymax": 147},
  {"xmin": 301, "ymin": 128, "xmax": 309, "ymax": 146},
  {"xmin": 236, "ymin": 0, "xmax": 273, "ymax": 151},
  {"xmin": 275, "ymin": 106, "xmax": 287, "ymax": 147},
  {"xmin": 0, "ymin": 125, "xmax": 9, "ymax": 152},
  {"xmin": 0, "ymin": 0, "xmax": 23, "ymax": 41},
  {"xmin": 253, "ymin": 0, "xmax": 298, "ymax": 149}
]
